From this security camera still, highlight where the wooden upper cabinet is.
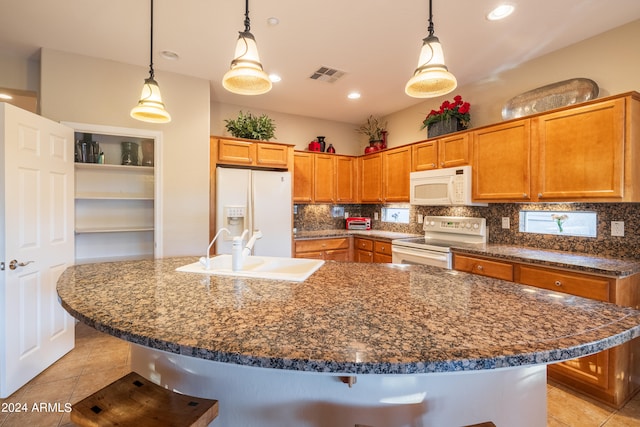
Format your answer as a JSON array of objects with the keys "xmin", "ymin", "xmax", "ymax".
[
  {"xmin": 256, "ymin": 142, "xmax": 289, "ymax": 168},
  {"xmin": 335, "ymin": 155, "xmax": 356, "ymax": 203},
  {"xmin": 472, "ymin": 119, "xmax": 532, "ymax": 202},
  {"xmin": 440, "ymin": 133, "xmax": 471, "ymax": 168},
  {"xmin": 383, "ymin": 145, "xmax": 411, "ymax": 202},
  {"xmin": 359, "ymin": 153, "xmax": 383, "ymax": 203},
  {"xmin": 217, "ymin": 139, "xmax": 256, "ymax": 166},
  {"xmin": 412, "ymin": 140, "xmax": 438, "ymax": 171},
  {"xmin": 293, "ymin": 152, "xmax": 314, "ymax": 203},
  {"xmin": 412, "ymin": 134, "xmax": 470, "ymax": 171},
  {"xmin": 534, "ymin": 98, "xmax": 625, "ymax": 201},
  {"xmin": 314, "ymin": 154, "xmax": 335, "ymax": 202},
  {"xmin": 216, "ymin": 138, "xmax": 291, "ymax": 169}
]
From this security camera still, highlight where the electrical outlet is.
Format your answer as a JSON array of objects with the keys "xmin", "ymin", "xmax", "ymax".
[
  {"xmin": 374, "ymin": 212, "xmax": 379, "ymax": 220},
  {"xmin": 344, "ymin": 212, "xmax": 350, "ymax": 219},
  {"xmin": 502, "ymin": 217, "xmax": 510, "ymax": 229},
  {"xmin": 417, "ymin": 213, "xmax": 424, "ymax": 224},
  {"xmin": 611, "ymin": 221, "xmax": 625, "ymax": 237}
]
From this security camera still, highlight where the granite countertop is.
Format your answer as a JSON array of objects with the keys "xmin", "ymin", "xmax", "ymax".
[
  {"xmin": 294, "ymin": 229, "xmax": 420, "ymax": 241},
  {"xmin": 57, "ymin": 257, "xmax": 640, "ymax": 374},
  {"xmin": 453, "ymin": 244, "xmax": 640, "ymax": 278}
]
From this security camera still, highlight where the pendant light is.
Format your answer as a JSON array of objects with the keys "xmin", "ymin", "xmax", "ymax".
[
  {"xmin": 222, "ymin": 0, "xmax": 272, "ymax": 95},
  {"xmin": 405, "ymin": 0, "xmax": 457, "ymax": 98},
  {"xmin": 130, "ymin": 0, "xmax": 171, "ymax": 123}
]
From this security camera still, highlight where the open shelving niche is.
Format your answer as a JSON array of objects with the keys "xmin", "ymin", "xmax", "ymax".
[{"xmin": 64, "ymin": 122, "xmax": 163, "ymax": 265}]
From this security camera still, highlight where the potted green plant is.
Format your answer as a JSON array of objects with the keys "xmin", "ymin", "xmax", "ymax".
[
  {"xmin": 356, "ymin": 115, "xmax": 387, "ymax": 153},
  {"xmin": 357, "ymin": 115, "xmax": 387, "ymax": 142},
  {"xmin": 224, "ymin": 111, "xmax": 276, "ymax": 141}
]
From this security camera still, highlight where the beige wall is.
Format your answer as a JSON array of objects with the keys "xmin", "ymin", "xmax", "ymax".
[
  {"xmin": 0, "ymin": 50, "xmax": 40, "ymax": 92},
  {"xmin": 212, "ymin": 101, "xmax": 365, "ymax": 156},
  {"xmin": 384, "ymin": 19, "xmax": 640, "ymax": 148},
  {"xmin": 40, "ymin": 48, "xmax": 211, "ymax": 257}
]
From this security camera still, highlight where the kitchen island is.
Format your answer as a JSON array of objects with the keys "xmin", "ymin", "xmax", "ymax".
[{"xmin": 57, "ymin": 257, "xmax": 640, "ymax": 426}]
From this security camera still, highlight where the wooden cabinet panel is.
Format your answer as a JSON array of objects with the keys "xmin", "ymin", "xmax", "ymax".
[
  {"xmin": 548, "ymin": 351, "xmax": 610, "ymax": 390},
  {"xmin": 535, "ymin": 98, "xmax": 625, "ymax": 201},
  {"xmin": 355, "ymin": 238, "xmax": 374, "ymax": 251},
  {"xmin": 516, "ymin": 265, "xmax": 611, "ymax": 302},
  {"xmin": 355, "ymin": 249, "xmax": 374, "ymax": 263},
  {"xmin": 374, "ymin": 241, "xmax": 392, "ymax": 256},
  {"xmin": 295, "ymin": 237, "xmax": 351, "ymax": 261},
  {"xmin": 383, "ymin": 146, "xmax": 411, "ymax": 202},
  {"xmin": 355, "ymin": 238, "xmax": 392, "ymax": 263},
  {"xmin": 256, "ymin": 143, "xmax": 289, "ymax": 168},
  {"xmin": 314, "ymin": 154, "xmax": 335, "ymax": 202},
  {"xmin": 359, "ymin": 154, "xmax": 383, "ymax": 203},
  {"xmin": 472, "ymin": 120, "xmax": 532, "ymax": 201},
  {"xmin": 293, "ymin": 152, "xmax": 313, "ymax": 203},
  {"xmin": 453, "ymin": 254, "xmax": 514, "ymax": 281},
  {"xmin": 412, "ymin": 140, "xmax": 438, "ymax": 171},
  {"xmin": 217, "ymin": 139, "xmax": 256, "ymax": 165},
  {"xmin": 440, "ymin": 133, "xmax": 471, "ymax": 168},
  {"xmin": 335, "ymin": 156, "xmax": 356, "ymax": 203}
]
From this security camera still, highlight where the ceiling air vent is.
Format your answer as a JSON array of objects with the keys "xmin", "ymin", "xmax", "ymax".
[{"xmin": 309, "ymin": 66, "xmax": 345, "ymax": 83}]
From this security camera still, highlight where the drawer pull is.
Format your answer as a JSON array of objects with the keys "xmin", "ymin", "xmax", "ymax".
[
  {"xmin": 554, "ymin": 280, "xmax": 562, "ymax": 287},
  {"xmin": 476, "ymin": 265, "xmax": 484, "ymax": 271}
]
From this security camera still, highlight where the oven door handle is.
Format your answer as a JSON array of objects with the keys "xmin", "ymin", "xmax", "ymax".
[{"xmin": 391, "ymin": 246, "xmax": 449, "ymax": 262}]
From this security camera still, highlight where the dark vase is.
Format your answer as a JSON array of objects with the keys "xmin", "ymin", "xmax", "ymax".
[
  {"xmin": 317, "ymin": 136, "xmax": 326, "ymax": 152},
  {"xmin": 427, "ymin": 117, "xmax": 467, "ymax": 138}
]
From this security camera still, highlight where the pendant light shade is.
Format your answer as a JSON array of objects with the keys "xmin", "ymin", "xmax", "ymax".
[
  {"xmin": 222, "ymin": 0, "xmax": 272, "ymax": 95},
  {"xmin": 405, "ymin": 0, "xmax": 457, "ymax": 98},
  {"xmin": 131, "ymin": 0, "xmax": 171, "ymax": 123}
]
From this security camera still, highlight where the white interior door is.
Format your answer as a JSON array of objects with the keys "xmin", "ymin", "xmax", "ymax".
[{"xmin": 0, "ymin": 103, "xmax": 75, "ymax": 398}]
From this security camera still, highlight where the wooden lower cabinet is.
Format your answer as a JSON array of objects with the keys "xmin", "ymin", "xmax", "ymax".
[
  {"xmin": 295, "ymin": 237, "xmax": 351, "ymax": 261},
  {"xmin": 453, "ymin": 252, "xmax": 640, "ymax": 408},
  {"xmin": 354, "ymin": 237, "xmax": 392, "ymax": 263}
]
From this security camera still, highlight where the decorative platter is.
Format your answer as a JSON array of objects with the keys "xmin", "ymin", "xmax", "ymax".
[{"xmin": 501, "ymin": 78, "xmax": 599, "ymax": 120}]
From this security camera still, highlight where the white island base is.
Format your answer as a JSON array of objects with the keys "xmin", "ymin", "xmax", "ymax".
[{"xmin": 131, "ymin": 345, "xmax": 546, "ymax": 427}]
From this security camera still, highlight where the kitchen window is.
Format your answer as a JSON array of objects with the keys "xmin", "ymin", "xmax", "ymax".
[
  {"xmin": 381, "ymin": 207, "xmax": 410, "ymax": 223},
  {"xmin": 519, "ymin": 210, "xmax": 597, "ymax": 237}
]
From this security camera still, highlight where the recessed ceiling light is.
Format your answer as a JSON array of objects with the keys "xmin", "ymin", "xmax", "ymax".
[
  {"xmin": 486, "ymin": 4, "xmax": 514, "ymax": 21},
  {"xmin": 267, "ymin": 17, "xmax": 279, "ymax": 26},
  {"xmin": 161, "ymin": 50, "xmax": 180, "ymax": 60},
  {"xmin": 348, "ymin": 92, "xmax": 361, "ymax": 100},
  {"xmin": 269, "ymin": 74, "xmax": 282, "ymax": 83},
  {"xmin": 0, "ymin": 93, "xmax": 13, "ymax": 100}
]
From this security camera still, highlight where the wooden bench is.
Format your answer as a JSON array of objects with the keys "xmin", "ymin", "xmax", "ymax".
[{"xmin": 71, "ymin": 371, "xmax": 218, "ymax": 427}]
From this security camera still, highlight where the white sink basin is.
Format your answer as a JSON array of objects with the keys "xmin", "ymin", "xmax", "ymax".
[{"xmin": 177, "ymin": 255, "xmax": 324, "ymax": 282}]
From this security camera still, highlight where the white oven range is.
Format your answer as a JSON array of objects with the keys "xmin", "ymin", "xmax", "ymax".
[{"xmin": 391, "ymin": 216, "xmax": 487, "ymax": 269}]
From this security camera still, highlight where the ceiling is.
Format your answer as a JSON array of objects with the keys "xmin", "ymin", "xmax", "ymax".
[{"xmin": 1, "ymin": 0, "xmax": 640, "ymax": 124}]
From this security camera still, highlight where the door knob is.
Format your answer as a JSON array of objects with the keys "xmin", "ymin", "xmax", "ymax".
[{"xmin": 9, "ymin": 260, "xmax": 34, "ymax": 270}]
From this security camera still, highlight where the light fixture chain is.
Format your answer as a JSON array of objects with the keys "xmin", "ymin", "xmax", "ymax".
[
  {"xmin": 244, "ymin": 0, "xmax": 251, "ymax": 32},
  {"xmin": 149, "ymin": 0, "xmax": 155, "ymax": 78},
  {"xmin": 427, "ymin": 0, "xmax": 434, "ymax": 37}
]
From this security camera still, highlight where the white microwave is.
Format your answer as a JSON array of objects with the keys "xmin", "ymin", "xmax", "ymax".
[{"xmin": 410, "ymin": 165, "xmax": 486, "ymax": 206}]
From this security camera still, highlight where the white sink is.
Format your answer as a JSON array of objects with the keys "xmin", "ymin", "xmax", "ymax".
[{"xmin": 177, "ymin": 255, "xmax": 324, "ymax": 282}]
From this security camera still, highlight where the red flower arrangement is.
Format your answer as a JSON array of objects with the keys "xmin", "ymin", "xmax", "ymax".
[{"xmin": 420, "ymin": 95, "xmax": 471, "ymax": 130}]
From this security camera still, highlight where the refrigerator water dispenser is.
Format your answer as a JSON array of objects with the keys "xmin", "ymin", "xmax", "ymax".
[{"xmin": 223, "ymin": 205, "xmax": 246, "ymax": 240}]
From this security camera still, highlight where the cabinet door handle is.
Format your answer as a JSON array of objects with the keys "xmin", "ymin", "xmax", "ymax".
[
  {"xmin": 538, "ymin": 193, "xmax": 543, "ymax": 198},
  {"xmin": 523, "ymin": 193, "xmax": 528, "ymax": 198},
  {"xmin": 476, "ymin": 265, "xmax": 484, "ymax": 271},
  {"xmin": 554, "ymin": 280, "xmax": 562, "ymax": 287},
  {"xmin": 431, "ymin": 163, "xmax": 436, "ymax": 168}
]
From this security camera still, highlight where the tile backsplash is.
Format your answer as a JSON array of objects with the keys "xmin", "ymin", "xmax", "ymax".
[{"xmin": 294, "ymin": 203, "xmax": 640, "ymax": 260}]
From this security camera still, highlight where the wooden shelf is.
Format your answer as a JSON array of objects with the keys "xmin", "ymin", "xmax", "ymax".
[{"xmin": 75, "ymin": 193, "xmax": 154, "ymax": 201}]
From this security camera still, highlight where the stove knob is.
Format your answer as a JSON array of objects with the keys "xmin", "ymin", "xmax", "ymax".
[
  {"xmin": 465, "ymin": 223, "xmax": 471, "ymax": 228},
  {"xmin": 429, "ymin": 221, "xmax": 435, "ymax": 227},
  {"xmin": 473, "ymin": 223, "xmax": 479, "ymax": 229}
]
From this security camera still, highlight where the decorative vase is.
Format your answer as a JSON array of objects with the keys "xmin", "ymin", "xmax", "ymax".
[
  {"xmin": 317, "ymin": 136, "xmax": 326, "ymax": 152},
  {"xmin": 427, "ymin": 117, "xmax": 467, "ymax": 138},
  {"xmin": 121, "ymin": 142, "xmax": 139, "ymax": 166}
]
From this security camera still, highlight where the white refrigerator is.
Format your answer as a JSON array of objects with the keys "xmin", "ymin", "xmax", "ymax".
[{"xmin": 215, "ymin": 167, "xmax": 292, "ymax": 257}]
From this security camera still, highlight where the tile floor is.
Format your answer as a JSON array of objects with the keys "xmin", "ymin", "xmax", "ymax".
[{"xmin": 1, "ymin": 322, "xmax": 640, "ymax": 426}]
